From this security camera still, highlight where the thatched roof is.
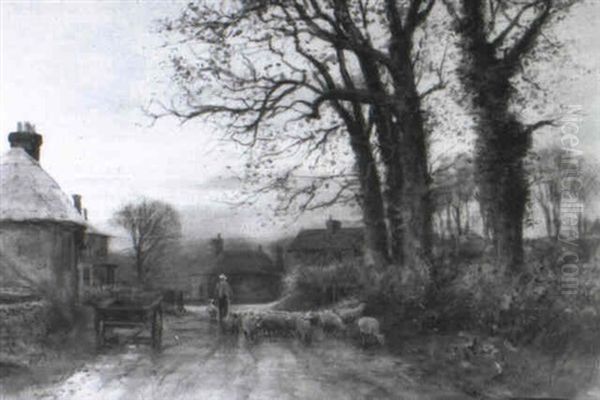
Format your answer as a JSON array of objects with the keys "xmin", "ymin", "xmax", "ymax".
[
  {"xmin": 288, "ymin": 227, "xmax": 363, "ymax": 252},
  {"xmin": 0, "ymin": 148, "xmax": 85, "ymax": 226},
  {"xmin": 86, "ymin": 224, "xmax": 111, "ymax": 237},
  {"xmin": 210, "ymin": 250, "xmax": 279, "ymax": 276}
]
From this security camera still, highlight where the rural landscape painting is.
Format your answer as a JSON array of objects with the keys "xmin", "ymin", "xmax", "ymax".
[{"xmin": 1, "ymin": 0, "xmax": 600, "ymax": 399}]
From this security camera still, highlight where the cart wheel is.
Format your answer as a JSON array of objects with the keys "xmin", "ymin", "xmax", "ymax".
[
  {"xmin": 96, "ymin": 320, "xmax": 105, "ymax": 349},
  {"xmin": 152, "ymin": 310, "xmax": 163, "ymax": 351}
]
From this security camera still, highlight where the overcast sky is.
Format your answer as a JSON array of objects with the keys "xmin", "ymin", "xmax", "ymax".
[{"xmin": 1, "ymin": 0, "xmax": 599, "ymax": 241}]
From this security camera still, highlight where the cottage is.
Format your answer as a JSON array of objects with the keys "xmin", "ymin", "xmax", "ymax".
[
  {"xmin": 0, "ymin": 123, "xmax": 86, "ymax": 305},
  {"xmin": 194, "ymin": 234, "xmax": 283, "ymax": 303},
  {"xmin": 287, "ymin": 218, "xmax": 364, "ymax": 266},
  {"xmin": 73, "ymin": 196, "xmax": 117, "ymax": 297}
]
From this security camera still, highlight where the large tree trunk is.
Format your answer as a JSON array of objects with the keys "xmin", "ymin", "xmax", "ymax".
[
  {"xmin": 475, "ymin": 111, "xmax": 530, "ymax": 273},
  {"xmin": 400, "ymin": 112, "xmax": 433, "ymax": 265},
  {"xmin": 453, "ymin": 0, "xmax": 541, "ymax": 274},
  {"xmin": 356, "ymin": 54, "xmax": 404, "ymax": 265},
  {"xmin": 333, "ymin": 0, "xmax": 434, "ymax": 267},
  {"xmin": 347, "ymin": 125, "xmax": 390, "ymax": 267},
  {"xmin": 389, "ymin": 35, "xmax": 433, "ymax": 266}
]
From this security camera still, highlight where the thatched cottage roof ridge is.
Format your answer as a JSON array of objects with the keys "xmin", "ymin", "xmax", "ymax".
[
  {"xmin": 85, "ymin": 224, "xmax": 111, "ymax": 237},
  {"xmin": 211, "ymin": 249, "xmax": 278, "ymax": 276},
  {"xmin": 0, "ymin": 148, "xmax": 86, "ymax": 225},
  {"xmin": 288, "ymin": 226, "xmax": 364, "ymax": 252}
]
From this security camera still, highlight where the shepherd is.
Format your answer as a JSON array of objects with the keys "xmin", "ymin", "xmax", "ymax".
[{"xmin": 215, "ymin": 274, "xmax": 233, "ymax": 321}]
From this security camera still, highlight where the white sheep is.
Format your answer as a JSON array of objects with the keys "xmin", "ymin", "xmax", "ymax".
[
  {"xmin": 241, "ymin": 312, "xmax": 261, "ymax": 342},
  {"xmin": 295, "ymin": 314, "xmax": 315, "ymax": 344},
  {"xmin": 259, "ymin": 312, "xmax": 292, "ymax": 338},
  {"xmin": 221, "ymin": 312, "xmax": 241, "ymax": 335},
  {"xmin": 207, "ymin": 299, "xmax": 218, "ymax": 322},
  {"xmin": 318, "ymin": 310, "xmax": 346, "ymax": 336},
  {"xmin": 357, "ymin": 316, "xmax": 384, "ymax": 347},
  {"xmin": 335, "ymin": 303, "xmax": 366, "ymax": 323}
]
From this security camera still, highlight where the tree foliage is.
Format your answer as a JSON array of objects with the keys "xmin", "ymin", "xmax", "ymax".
[
  {"xmin": 442, "ymin": 0, "xmax": 581, "ymax": 272},
  {"xmin": 153, "ymin": 0, "xmax": 451, "ymax": 268}
]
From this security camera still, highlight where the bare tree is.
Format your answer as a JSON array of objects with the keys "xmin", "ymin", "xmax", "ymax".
[
  {"xmin": 431, "ymin": 152, "xmax": 475, "ymax": 244},
  {"xmin": 442, "ymin": 0, "xmax": 580, "ymax": 272},
  {"xmin": 113, "ymin": 199, "xmax": 182, "ymax": 285},
  {"xmin": 530, "ymin": 146, "xmax": 562, "ymax": 239},
  {"xmin": 154, "ymin": 0, "xmax": 445, "ymax": 268},
  {"xmin": 576, "ymin": 159, "xmax": 600, "ymax": 237}
]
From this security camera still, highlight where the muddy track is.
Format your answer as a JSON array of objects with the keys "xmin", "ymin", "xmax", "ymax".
[{"xmin": 2, "ymin": 305, "xmax": 469, "ymax": 400}]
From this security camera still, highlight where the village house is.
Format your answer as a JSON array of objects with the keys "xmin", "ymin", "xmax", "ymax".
[
  {"xmin": 72, "ymin": 195, "xmax": 118, "ymax": 299},
  {"xmin": 193, "ymin": 234, "xmax": 283, "ymax": 303},
  {"xmin": 287, "ymin": 218, "xmax": 364, "ymax": 266},
  {"xmin": 0, "ymin": 123, "xmax": 87, "ymax": 305}
]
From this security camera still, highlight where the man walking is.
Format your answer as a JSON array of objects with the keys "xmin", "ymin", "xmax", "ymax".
[{"xmin": 214, "ymin": 274, "xmax": 233, "ymax": 321}]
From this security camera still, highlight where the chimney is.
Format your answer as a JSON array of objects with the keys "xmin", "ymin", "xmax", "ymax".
[
  {"xmin": 72, "ymin": 194, "xmax": 82, "ymax": 214},
  {"xmin": 211, "ymin": 233, "xmax": 224, "ymax": 256},
  {"xmin": 326, "ymin": 217, "xmax": 341, "ymax": 235},
  {"xmin": 83, "ymin": 209, "xmax": 88, "ymax": 221},
  {"xmin": 8, "ymin": 121, "xmax": 43, "ymax": 161}
]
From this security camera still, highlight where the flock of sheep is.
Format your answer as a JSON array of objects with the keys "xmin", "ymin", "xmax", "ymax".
[{"xmin": 208, "ymin": 302, "xmax": 384, "ymax": 347}]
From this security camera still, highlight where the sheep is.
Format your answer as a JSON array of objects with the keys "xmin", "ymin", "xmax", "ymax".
[
  {"xmin": 295, "ymin": 313, "xmax": 318, "ymax": 344},
  {"xmin": 357, "ymin": 317, "xmax": 384, "ymax": 347},
  {"xmin": 335, "ymin": 303, "xmax": 366, "ymax": 324},
  {"xmin": 282, "ymin": 314, "xmax": 298, "ymax": 337},
  {"xmin": 241, "ymin": 313, "xmax": 262, "ymax": 342},
  {"xmin": 259, "ymin": 312, "xmax": 291, "ymax": 338},
  {"xmin": 318, "ymin": 310, "xmax": 346, "ymax": 336},
  {"xmin": 207, "ymin": 299, "xmax": 218, "ymax": 322},
  {"xmin": 220, "ymin": 312, "xmax": 242, "ymax": 335}
]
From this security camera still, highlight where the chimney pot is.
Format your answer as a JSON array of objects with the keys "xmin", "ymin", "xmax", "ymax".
[
  {"xmin": 326, "ymin": 217, "xmax": 341, "ymax": 234},
  {"xmin": 8, "ymin": 122, "xmax": 43, "ymax": 161},
  {"xmin": 72, "ymin": 194, "xmax": 82, "ymax": 214}
]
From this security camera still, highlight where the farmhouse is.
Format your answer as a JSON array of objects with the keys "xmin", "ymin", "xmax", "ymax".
[
  {"xmin": 0, "ymin": 123, "xmax": 86, "ymax": 305},
  {"xmin": 73, "ymin": 195, "xmax": 117, "ymax": 298},
  {"xmin": 194, "ymin": 234, "xmax": 283, "ymax": 303},
  {"xmin": 287, "ymin": 218, "xmax": 364, "ymax": 266}
]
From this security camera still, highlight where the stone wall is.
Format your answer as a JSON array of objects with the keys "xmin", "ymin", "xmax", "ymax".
[
  {"xmin": 0, "ymin": 300, "xmax": 50, "ymax": 362},
  {"xmin": 0, "ymin": 221, "xmax": 80, "ymax": 305}
]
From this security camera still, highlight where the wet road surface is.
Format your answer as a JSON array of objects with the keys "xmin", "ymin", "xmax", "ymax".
[{"xmin": 2, "ymin": 305, "xmax": 467, "ymax": 400}]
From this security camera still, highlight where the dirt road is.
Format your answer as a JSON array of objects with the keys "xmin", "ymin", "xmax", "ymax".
[{"xmin": 2, "ymin": 306, "xmax": 467, "ymax": 400}]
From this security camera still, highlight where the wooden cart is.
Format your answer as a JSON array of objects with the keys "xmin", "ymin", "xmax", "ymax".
[{"xmin": 93, "ymin": 291, "xmax": 163, "ymax": 350}]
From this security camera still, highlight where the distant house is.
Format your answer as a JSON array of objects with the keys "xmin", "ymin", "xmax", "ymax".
[
  {"xmin": 0, "ymin": 123, "xmax": 86, "ymax": 305},
  {"xmin": 194, "ymin": 234, "xmax": 283, "ymax": 303},
  {"xmin": 73, "ymin": 195, "xmax": 118, "ymax": 297},
  {"xmin": 287, "ymin": 218, "xmax": 364, "ymax": 266}
]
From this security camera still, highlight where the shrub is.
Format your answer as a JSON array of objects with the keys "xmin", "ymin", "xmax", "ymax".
[
  {"xmin": 423, "ymin": 238, "xmax": 600, "ymax": 364},
  {"xmin": 279, "ymin": 254, "xmax": 433, "ymax": 312},
  {"xmin": 280, "ymin": 259, "xmax": 363, "ymax": 308}
]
